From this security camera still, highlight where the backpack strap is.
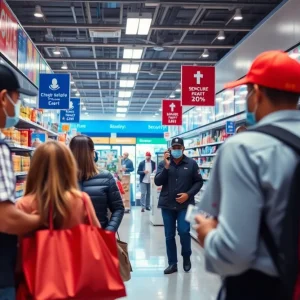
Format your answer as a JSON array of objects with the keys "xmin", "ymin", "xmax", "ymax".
[{"xmin": 250, "ymin": 124, "xmax": 300, "ymax": 279}]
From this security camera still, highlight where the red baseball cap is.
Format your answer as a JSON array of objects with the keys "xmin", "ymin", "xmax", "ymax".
[
  {"xmin": 225, "ymin": 50, "xmax": 300, "ymax": 93},
  {"xmin": 145, "ymin": 152, "xmax": 151, "ymax": 156}
]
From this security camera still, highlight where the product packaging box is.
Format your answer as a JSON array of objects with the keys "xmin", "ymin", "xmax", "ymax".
[{"xmin": 31, "ymin": 133, "xmax": 47, "ymax": 148}]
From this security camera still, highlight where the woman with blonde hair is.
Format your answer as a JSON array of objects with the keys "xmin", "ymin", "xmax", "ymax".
[
  {"xmin": 69, "ymin": 135, "xmax": 124, "ymax": 232},
  {"xmin": 17, "ymin": 140, "xmax": 100, "ymax": 229}
]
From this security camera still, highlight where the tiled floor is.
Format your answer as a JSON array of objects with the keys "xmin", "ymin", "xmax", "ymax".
[{"xmin": 119, "ymin": 208, "xmax": 221, "ymax": 300}]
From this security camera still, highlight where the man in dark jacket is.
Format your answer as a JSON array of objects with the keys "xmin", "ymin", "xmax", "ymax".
[
  {"xmin": 137, "ymin": 152, "xmax": 156, "ymax": 212},
  {"xmin": 155, "ymin": 137, "xmax": 203, "ymax": 275}
]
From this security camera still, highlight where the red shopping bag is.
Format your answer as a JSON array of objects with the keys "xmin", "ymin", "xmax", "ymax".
[{"xmin": 18, "ymin": 197, "xmax": 126, "ymax": 300}]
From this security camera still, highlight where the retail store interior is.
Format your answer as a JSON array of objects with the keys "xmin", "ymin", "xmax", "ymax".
[{"xmin": 1, "ymin": 0, "xmax": 300, "ymax": 299}]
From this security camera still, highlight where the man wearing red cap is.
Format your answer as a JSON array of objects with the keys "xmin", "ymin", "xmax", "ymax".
[
  {"xmin": 195, "ymin": 50, "xmax": 300, "ymax": 299},
  {"xmin": 137, "ymin": 152, "xmax": 156, "ymax": 212}
]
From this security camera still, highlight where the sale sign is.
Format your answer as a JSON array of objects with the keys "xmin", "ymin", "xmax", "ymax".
[
  {"xmin": 181, "ymin": 66, "xmax": 215, "ymax": 106},
  {"xmin": 0, "ymin": 0, "xmax": 18, "ymax": 65},
  {"xmin": 162, "ymin": 99, "xmax": 182, "ymax": 126}
]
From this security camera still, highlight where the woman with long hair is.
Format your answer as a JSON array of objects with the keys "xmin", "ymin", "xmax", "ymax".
[
  {"xmin": 17, "ymin": 141, "xmax": 100, "ymax": 229},
  {"xmin": 69, "ymin": 135, "xmax": 124, "ymax": 232}
]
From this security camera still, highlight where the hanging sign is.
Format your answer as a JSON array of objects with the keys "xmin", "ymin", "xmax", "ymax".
[
  {"xmin": 60, "ymin": 98, "xmax": 80, "ymax": 123},
  {"xmin": 39, "ymin": 73, "xmax": 70, "ymax": 109},
  {"xmin": 162, "ymin": 99, "xmax": 182, "ymax": 126},
  {"xmin": 226, "ymin": 121, "xmax": 235, "ymax": 134},
  {"xmin": 181, "ymin": 66, "xmax": 215, "ymax": 106}
]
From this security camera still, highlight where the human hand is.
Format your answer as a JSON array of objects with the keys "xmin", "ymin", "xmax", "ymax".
[
  {"xmin": 176, "ymin": 193, "xmax": 189, "ymax": 204},
  {"xmin": 164, "ymin": 150, "xmax": 171, "ymax": 169},
  {"xmin": 194, "ymin": 215, "xmax": 218, "ymax": 247},
  {"xmin": 144, "ymin": 170, "xmax": 149, "ymax": 174}
]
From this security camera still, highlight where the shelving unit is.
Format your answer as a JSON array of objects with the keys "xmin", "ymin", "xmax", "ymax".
[
  {"xmin": 185, "ymin": 141, "xmax": 224, "ymax": 150},
  {"xmin": 15, "ymin": 171, "xmax": 28, "ymax": 176}
]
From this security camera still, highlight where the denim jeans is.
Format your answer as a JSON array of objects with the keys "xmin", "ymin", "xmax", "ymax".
[
  {"xmin": 0, "ymin": 287, "xmax": 15, "ymax": 300},
  {"xmin": 140, "ymin": 182, "xmax": 150, "ymax": 208},
  {"xmin": 161, "ymin": 208, "xmax": 192, "ymax": 265}
]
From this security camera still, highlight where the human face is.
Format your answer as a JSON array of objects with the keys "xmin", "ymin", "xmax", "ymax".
[
  {"xmin": 123, "ymin": 153, "xmax": 129, "ymax": 160},
  {"xmin": 0, "ymin": 90, "xmax": 20, "ymax": 128},
  {"xmin": 145, "ymin": 156, "xmax": 151, "ymax": 161}
]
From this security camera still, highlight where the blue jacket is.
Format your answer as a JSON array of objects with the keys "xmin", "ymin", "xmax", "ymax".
[
  {"xmin": 154, "ymin": 155, "xmax": 203, "ymax": 210},
  {"xmin": 121, "ymin": 158, "xmax": 134, "ymax": 174},
  {"xmin": 137, "ymin": 160, "xmax": 156, "ymax": 183}
]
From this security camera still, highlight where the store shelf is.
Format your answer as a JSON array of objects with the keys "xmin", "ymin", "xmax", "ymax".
[
  {"xmin": 6, "ymin": 142, "xmax": 34, "ymax": 152},
  {"xmin": 16, "ymin": 117, "xmax": 58, "ymax": 137},
  {"xmin": 199, "ymin": 165, "xmax": 213, "ymax": 169},
  {"xmin": 201, "ymin": 154, "xmax": 217, "ymax": 157},
  {"xmin": 185, "ymin": 141, "xmax": 224, "ymax": 150},
  {"xmin": 15, "ymin": 171, "xmax": 28, "ymax": 176}
]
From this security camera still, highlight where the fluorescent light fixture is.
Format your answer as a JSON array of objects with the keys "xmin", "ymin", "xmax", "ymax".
[
  {"xmin": 217, "ymin": 30, "xmax": 225, "ymax": 40},
  {"xmin": 75, "ymin": 91, "xmax": 80, "ymax": 97},
  {"xmin": 80, "ymin": 102, "xmax": 84, "ymax": 105},
  {"xmin": 53, "ymin": 47, "xmax": 61, "ymax": 55},
  {"xmin": 118, "ymin": 100, "xmax": 130, "ymax": 106},
  {"xmin": 175, "ymin": 87, "xmax": 181, "ymax": 92},
  {"xmin": 119, "ymin": 79, "xmax": 135, "ymax": 88},
  {"xmin": 121, "ymin": 63, "xmax": 139, "ymax": 73},
  {"xmin": 61, "ymin": 62, "xmax": 68, "ymax": 70},
  {"xmin": 117, "ymin": 107, "xmax": 128, "ymax": 113},
  {"xmin": 70, "ymin": 78, "xmax": 75, "ymax": 84},
  {"xmin": 235, "ymin": 99, "xmax": 246, "ymax": 104},
  {"xmin": 202, "ymin": 49, "xmax": 209, "ymax": 58},
  {"xmin": 155, "ymin": 113, "xmax": 159, "ymax": 116},
  {"xmin": 123, "ymin": 48, "xmax": 143, "ymax": 59},
  {"xmin": 170, "ymin": 93, "xmax": 175, "ymax": 98},
  {"xmin": 34, "ymin": 5, "xmax": 44, "ymax": 18},
  {"xmin": 82, "ymin": 106, "xmax": 87, "ymax": 111},
  {"xmin": 116, "ymin": 113, "xmax": 126, "ymax": 118},
  {"xmin": 126, "ymin": 13, "xmax": 152, "ymax": 35},
  {"xmin": 72, "ymin": 88, "xmax": 77, "ymax": 92},
  {"xmin": 233, "ymin": 8, "xmax": 243, "ymax": 21},
  {"xmin": 118, "ymin": 91, "xmax": 132, "ymax": 98},
  {"xmin": 84, "ymin": 112, "xmax": 89, "ymax": 115}
]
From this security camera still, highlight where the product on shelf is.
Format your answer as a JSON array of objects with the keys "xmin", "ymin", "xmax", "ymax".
[
  {"xmin": 31, "ymin": 132, "xmax": 48, "ymax": 148},
  {"xmin": 15, "ymin": 178, "xmax": 27, "ymax": 199},
  {"xmin": 12, "ymin": 154, "xmax": 31, "ymax": 172}
]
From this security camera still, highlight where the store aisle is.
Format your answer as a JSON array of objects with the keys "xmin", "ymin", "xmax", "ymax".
[{"xmin": 119, "ymin": 208, "xmax": 221, "ymax": 300}]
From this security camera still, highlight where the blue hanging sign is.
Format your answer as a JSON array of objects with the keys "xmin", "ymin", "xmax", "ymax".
[
  {"xmin": 226, "ymin": 120, "xmax": 235, "ymax": 134},
  {"xmin": 38, "ymin": 73, "xmax": 70, "ymax": 109},
  {"xmin": 60, "ymin": 98, "xmax": 80, "ymax": 123}
]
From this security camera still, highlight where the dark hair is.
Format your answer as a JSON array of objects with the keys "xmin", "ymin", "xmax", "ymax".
[
  {"xmin": 248, "ymin": 84, "xmax": 300, "ymax": 105},
  {"xmin": 69, "ymin": 135, "xmax": 98, "ymax": 181}
]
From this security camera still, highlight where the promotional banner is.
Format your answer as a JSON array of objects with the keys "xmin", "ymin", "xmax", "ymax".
[
  {"xmin": 17, "ymin": 29, "xmax": 27, "ymax": 74},
  {"xmin": 39, "ymin": 73, "xmax": 70, "ymax": 109},
  {"xmin": 226, "ymin": 120, "xmax": 235, "ymax": 134},
  {"xmin": 0, "ymin": 0, "xmax": 18, "ymax": 65},
  {"xmin": 181, "ymin": 66, "xmax": 215, "ymax": 106},
  {"xmin": 162, "ymin": 99, "xmax": 182, "ymax": 126},
  {"xmin": 60, "ymin": 98, "xmax": 80, "ymax": 123}
]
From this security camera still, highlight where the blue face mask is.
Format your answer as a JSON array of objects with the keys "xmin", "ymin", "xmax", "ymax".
[
  {"xmin": 245, "ymin": 90, "xmax": 257, "ymax": 126},
  {"xmin": 3, "ymin": 94, "xmax": 21, "ymax": 128},
  {"xmin": 171, "ymin": 149, "xmax": 183, "ymax": 159}
]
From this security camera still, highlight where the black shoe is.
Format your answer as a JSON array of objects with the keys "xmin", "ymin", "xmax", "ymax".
[
  {"xmin": 146, "ymin": 207, "xmax": 151, "ymax": 211},
  {"xmin": 183, "ymin": 257, "xmax": 191, "ymax": 272},
  {"xmin": 164, "ymin": 264, "xmax": 178, "ymax": 275},
  {"xmin": 141, "ymin": 208, "xmax": 145, "ymax": 212}
]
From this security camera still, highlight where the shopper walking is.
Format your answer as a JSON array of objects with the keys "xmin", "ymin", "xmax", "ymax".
[
  {"xmin": 0, "ymin": 64, "xmax": 41, "ymax": 300},
  {"xmin": 70, "ymin": 135, "xmax": 124, "ymax": 231},
  {"xmin": 137, "ymin": 152, "xmax": 156, "ymax": 212},
  {"xmin": 155, "ymin": 137, "xmax": 203, "ymax": 274},
  {"xmin": 195, "ymin": 50, "xmax": 300, "ymax": 300},
  {"xmin": 121, "ymin": 152, "xmax": 134, "ymax": 174}
]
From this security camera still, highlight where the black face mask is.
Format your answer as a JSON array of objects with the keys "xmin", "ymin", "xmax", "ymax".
[{"xmin": 94, "ymin": 151, "xmax": 98, "ymax": 163}]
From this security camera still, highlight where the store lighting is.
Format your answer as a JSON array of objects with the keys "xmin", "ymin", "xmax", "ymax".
[
  {"xmin": 116, "ymin": 113, "xmax": 126, "ymax": 118},
  {"xmin": 118, "ymin": 91, "xmax": 132, "ymax": 98},
  {"xmin": 123, "ymin": 48, "xmax": 143, "ymax": 59},
  {"xmin": 119, "ymin": 78, "xmax": 135, "ymax": 88},
  {"xmin": 121, "ymin": 63, "xmax": 139, "ymax": 74},
  {"xmin": 84, "ymin": 112, "xmax": 89, "ymax": 115},
  {"xmin": 125, "ymin": 13, "xmax": 152, "ymax": 35},
  {"xmin": 233, "ymin": 8, "xmax": 243, "ymax": 21},
  {"xmin": 53, "ymin": 47, "xmax": 61, "ymax": 55},
  {"xmin": 235, "ymin": 99, "xmax": 246, "ymax": 104},
  {"xmin": 61, "ymin": 62, "xmax": 68, "ymax": 70},
  {"xmin": 155, "ymin": 113, "xmax": 159, "ymax": 116},
  {"xmin": 175, "ymin": 87, "xmax": 181, "ymax": 92},
  {"xmin": 72, "ymin": 88, "xmax": 77, "ymax": 92},
  {"xmin": 217, "ymin": 30, "xmax": 226, "ymax": 40},
  {"xmin": 82, "ymin": 106, "xmax": 87, "ymax": 111},
  {"xmin": 159, "ymin": 107, "xmax": 162, "ymax": 111},
  {"xmin": 202, "ymin": 49, "xmax": 209, "ymax": 58},
  {"xmin": 170, "ymin": 93, "xmax": 175, "ymax": 98},
  {"xmin": 70, "ymin": 78, "xmax": 75, "ymax": 85},
  {"xmin": 117, "ymin": 107, "xmax": 128, "ymax": 113},
  {"xmin": 118, "ymin": 100, "xmax": 130, "ymax": 106},
  {"xmin": 34, "ymin": 5, "xmax": 44, "ymax": 18},
  {"xmin": 75, "ymin": 91, "xmax": 80, "ymax": 97},
  {"xmin": 216, "ymin": 96, "xmax": 223, "ymax": 102}
]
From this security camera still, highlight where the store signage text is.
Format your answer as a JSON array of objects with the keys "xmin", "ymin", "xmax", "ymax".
[
  {"xmin": 60, "ymin": 98, "xmax": 80, "ymax": 123},
  {"xmin": 162, "ymin": 99, "xmax": 182, "ymax": 126}
]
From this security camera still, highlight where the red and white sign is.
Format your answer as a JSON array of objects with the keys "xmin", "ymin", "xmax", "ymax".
[
  {"xmin": 181, "ymin": 66, "xmax": 215, "ymax": 106},
  {"xmin": 162, "ymin": 99, "xmax": 182, "ymax": 126},
  {"xmin": 0, "ymin": 0, "xmax": 18, "ymax": 65}
]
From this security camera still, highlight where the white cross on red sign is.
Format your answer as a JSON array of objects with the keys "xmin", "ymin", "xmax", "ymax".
[
  {"xmin": 162, "ymin": 99, "xmax": 182, "ymax": 126},
  {"xmin": 181, "ymin": 66, "xmax": 215, "ymax": 106}
]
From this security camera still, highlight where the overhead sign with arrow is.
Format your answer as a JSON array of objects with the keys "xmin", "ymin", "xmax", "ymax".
[{"xmin": 162, "ymin": 99, "xmax": 182, "ymax": 126}]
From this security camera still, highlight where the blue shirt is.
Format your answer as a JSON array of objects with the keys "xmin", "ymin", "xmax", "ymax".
[
  {"xmin": 199, "ymin": 110, "xmax": 300, "ymax": 277},
  {"xmin": 121, "ymin": 158, "xmax": 134, "ymax": 174}
]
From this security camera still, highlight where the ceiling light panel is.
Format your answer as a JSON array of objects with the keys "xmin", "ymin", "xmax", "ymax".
[
  {"xmin": 118, "ymin": 91, "xmax": 132, "ymax": 98},
  {"xmin": 119, "ymin": 79, "xmax": 135, "ymax": 88},
  {"xmin": 118, "ymin": 100, "xmax": 130, "ymax": 106},
  {"xmin": 126, "ymin": 13, "xmax": 152, "ymax": 36},
  {"xmin": 123, "ymin": 48, "xmax": 143, "ymax": 59},
  {"xmin": 121, "ymin": 63, "xmax": 139, "ymax": 73},
  {"xmin": 117, "ymin": 107, "xmax": 128, "ymax": 113},
  {"xmin": 116, "ymin": 113, "xmax": 126, "ymax": 118}
]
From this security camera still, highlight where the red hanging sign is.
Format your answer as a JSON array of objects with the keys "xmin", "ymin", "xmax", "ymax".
[
  {"xmin": 162, "ymin": 99, "xmax": 182, "ymax": 126},
  {"xmin": 181, "ymin": 66, "xmax": 215, "ymax": 106},
  {"xmin": 0, "ymin": 0, "xmax": 18, "ymax": 65}
]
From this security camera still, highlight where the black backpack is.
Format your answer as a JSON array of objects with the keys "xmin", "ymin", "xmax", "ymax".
[{"xmin": 253, "ymin": 125, "xmax": 300, "ymax": 300}]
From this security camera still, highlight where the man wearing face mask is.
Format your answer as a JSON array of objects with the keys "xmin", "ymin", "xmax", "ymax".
[
  {"xmin": 137, "ymin": 152, "xmax": 156, "ymax": 212},
  {"xmin": 195, "ymin": 50, "xmax": 300, "ymax": 299},
  {"xmin": 155, "ymin": 137, "xmax": 203, "ymax": 274},
  {"xmin": 0, "ymin": 64, "xmax": 41, "ymax": 300}
]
